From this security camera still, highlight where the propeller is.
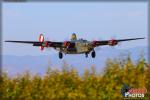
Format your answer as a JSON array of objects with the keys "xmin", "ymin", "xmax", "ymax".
[
  {"xmin": 63, "ymin": 36, "xmax": 71, "ymax": 48},
  {"xmin": 39, "ymin": 34, "xmax": 49, "ymax": 51},
  {"xmin": 63, "ymin": 41, "xmax": 70, "ymax": 48},
  {"xmin": 39, "ymin": 34, "xmax": 45, "ymax": 51},
  {"xmin": 110, "ymin": 35, "xmax": 122, "ymax": 47},
  {"xmin": 39, "ymin": 34, "xmax": 44, "ymax": 42},
  {"xmin": 108, "ymin": 35, "xmax": 118, "ymax": 47}
]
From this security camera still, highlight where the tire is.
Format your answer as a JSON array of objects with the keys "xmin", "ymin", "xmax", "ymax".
[
  {"xmin": 59, "ymin": 52, "xmax": 63, "ymax": 59},
  {"xmin": 91, "ymin": 51, "xmax": 96, "ymax": 58}
]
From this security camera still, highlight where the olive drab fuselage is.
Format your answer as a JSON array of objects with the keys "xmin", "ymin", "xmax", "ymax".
[{"xmin": 55, "ymin": 39, "xmax": 94, "ymax": 54}]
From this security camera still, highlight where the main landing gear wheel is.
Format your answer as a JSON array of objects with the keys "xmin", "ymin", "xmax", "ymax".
[
  {"xmin": 59, "ymin": 52, "xmax": 63, "ymax": 59},
  {"xmin": 85, "ymin": 52, "xmax": 88, "ymax": 58},
  {"xmin": 91, "ymin": 51, "xmax": 96, "ymax": 58}
]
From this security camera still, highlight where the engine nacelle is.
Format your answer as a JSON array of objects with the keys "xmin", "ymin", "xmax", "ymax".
[
  {"xmin": 64, "ymin": 41, "xmax": 70, "ymax": 48},
  {"xmin": 92, "ymin": 41, "xmax": 98, "ymax": 47},
  {"xmin": 108, "ymin": 39, "xmax": 118, "ymax": 46},
  {"xmin": 42, "ymin": 41, "xmax": 49, "ymax": 47}
]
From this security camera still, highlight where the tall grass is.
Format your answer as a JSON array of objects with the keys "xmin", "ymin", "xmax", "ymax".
[{"xmin": 0, "ymin": 57, "xmax": 150, "ymax": 100}]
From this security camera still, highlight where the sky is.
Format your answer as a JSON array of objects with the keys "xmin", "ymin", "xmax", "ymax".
[{"xmin": 2, "ymin": 2, "xmax": 148, "ymax": 56}]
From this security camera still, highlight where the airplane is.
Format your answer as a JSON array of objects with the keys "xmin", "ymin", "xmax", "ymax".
[{"xmin": 5, "ymin": 33, "xmax": 145, "ymax": 59}]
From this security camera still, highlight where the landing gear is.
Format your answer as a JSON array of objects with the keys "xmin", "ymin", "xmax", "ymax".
[
  {"xmin": 91, "ymin": 50, "xmax": 96, "ymax": 58},
  {"xmin": 85, "ymin": 52, "xmax": 88, "ymax": 58},
  {"xmin": 59, "ymin": 52, "xmax": 63, "ymax": 59}
]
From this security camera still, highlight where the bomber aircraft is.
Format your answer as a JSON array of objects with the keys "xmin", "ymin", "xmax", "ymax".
[{"xmin": 5, "ymin": 33, "xmax": 144, "ymax": 59}]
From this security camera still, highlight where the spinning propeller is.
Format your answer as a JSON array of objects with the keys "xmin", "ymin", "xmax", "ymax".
[{"xmin": 39, "ymin": 34, "xmax": 49, "ymax": 51}]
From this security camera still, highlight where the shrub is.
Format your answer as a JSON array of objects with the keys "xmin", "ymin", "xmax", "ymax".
[{"xmin": 0, "ymin": 57, "xmax": 149, "ymax": 100}]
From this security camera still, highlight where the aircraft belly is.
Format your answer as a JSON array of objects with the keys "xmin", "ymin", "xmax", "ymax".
[
  {"xmin": 74, "ymin": 45, "xmax": 93, "ymax": 54},
  {"xmin": 60, "ymin": 47, "xmax": 89, "ymax": 54},
  {"xmin": 55, "ymin": 47, "xmax": 77, "ymax": 54},
  {"xmin": 54, "ymin": 41, "xmax": 93, "ymax": 54}
]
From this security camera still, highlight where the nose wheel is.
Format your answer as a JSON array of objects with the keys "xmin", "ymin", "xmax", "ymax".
[
  {"xmin": 91, "ymin": 50, "xmax": 96, "ymax": 58},
  {"xmin": 59, "ymin": 52, "xmax": 63, "ymax": 59}
]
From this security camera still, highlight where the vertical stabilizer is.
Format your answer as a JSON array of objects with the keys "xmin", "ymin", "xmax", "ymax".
[{"xmin": 71, "ymin": 33, "xmax": 77, "ymax": 40}]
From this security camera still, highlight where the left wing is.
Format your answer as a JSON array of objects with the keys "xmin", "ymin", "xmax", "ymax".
[
  {"xmin": 5, "ymin": 34, "xmax": 65, "ymax": 50},
  {"xmin": 5, "ymin": 40, "xmax": 63, "ymax": 47},
  {"xmin": 91, "ymin": 37, "xmax": 145, "ymax": 47}
]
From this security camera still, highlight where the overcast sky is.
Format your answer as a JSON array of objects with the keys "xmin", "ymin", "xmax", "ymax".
[{"xmin": 2, "ymin": 2, "xmax": 148, "ymax": 56}]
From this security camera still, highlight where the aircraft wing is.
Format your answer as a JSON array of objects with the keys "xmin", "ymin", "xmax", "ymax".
[
  {"xmin": 5, "ymin": 40, "xmax": 63, "ymax": 48},
  {"xmin": 92, "ymin": 37, "xmax": 145, "ymax": 47}
]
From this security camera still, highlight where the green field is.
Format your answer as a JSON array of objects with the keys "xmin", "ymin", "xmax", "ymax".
[{"xmin": 0, "ymin": 57, "xmax": 150, "ymax": 100}]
